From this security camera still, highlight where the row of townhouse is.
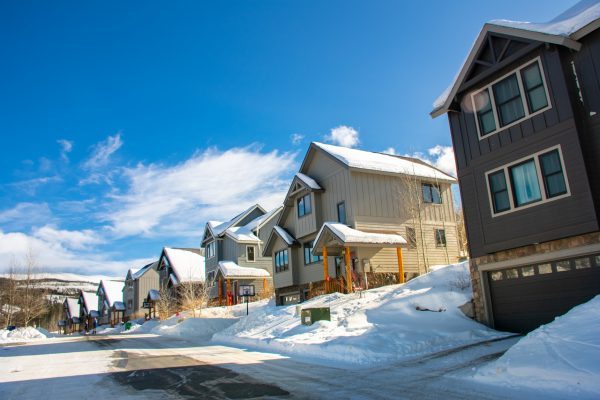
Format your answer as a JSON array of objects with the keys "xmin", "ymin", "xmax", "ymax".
[
  {"xmin": 201, "ymin": 142, "xmax": 463, "ymax": 306},
  {"xmin": 432, "ymin": 1, "xmax": 600, "ymax": 333}
]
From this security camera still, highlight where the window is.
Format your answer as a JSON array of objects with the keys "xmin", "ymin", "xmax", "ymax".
[
  {"xmin": 506, "ymin": 268, "xmax": 519, "ymax": 279},
  {"xmin": 422, "ymin": 183, "xmax": 442, "ymax": 204},
  {"xmin": 297, "ymin": 194, "xmax": 312, "ymax": 217},
  {"xmin": 206, "ymin": 241, "xmax": 216, "ymax": 259},
  {"xmin": 488, "ymin": 171, "xmax": 510, "ymax": 213},
  {"xmin": 337, "ymin": 201, "xmax": 347, "ymax": 225},
  {"xmin": 556, "ymin": 260, "xmax": 571, "ymax": 272},
  {"xmin": 509, "ymin": 160, "xmax": 542, "ymax": 207},
  {"xmin": 537, "ymin": 263, "xmax": 552, "ymax": 274},
  {"xmin": 574, "ymin": 257, "xmax": 591, "ymax": 269},
  {"xmin": 434, "ymin": 229, "xmax": 446, "ymax": 247},
  {"xmin": 539, "ymin": 150, "xmax": 567, "ymax": 198},
  {"xmin": 207, "ymin": 271, "xmax": 216, "ymax": 286},
  {"xmin": 472, "ymin": 58, "xmax": 550, "ymax": 138},
  {"xmin": 486, "ymin": 146, "xmax": 569, "ymax": 216},
  {"xmin": 521, "ymin": 266, "xmax": 535, "ymax": 277},
  {"xmin": 246, "ymin": 246, "xmax": 255, "ymax": 262},
  {"xmin": 303, "ymin": 241, "xmax": 322, "ymax": 265},
  {"xmin": 490, "ymin": 271, "xmax": 503, "ymax": 281},
  {"xmin": 406, "ymin": 227, "xmax": 417, "ymax": 249},
  {"xmin": 275, "ymin": 249, "xmax": 289, "ymax": 273}
]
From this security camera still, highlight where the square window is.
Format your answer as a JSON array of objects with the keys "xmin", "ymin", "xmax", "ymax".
[
  {"xmin": 537, "ymin": 263, "xmax": 552, "ymax": 274},
  {"xmin": 490, "ymin": 271, "xmax": 503, "ymax": 281},
  {"xmin": 521, "ymin": 266, "xmax": 535, "ymax": 277},
  {"xmin": 574, "ymin": 257, "xmax": 591, "ymax": 269},
  {"xmin": 422, "ymin": 184, "xmax": 442, "ymax": 204},
  {"xmin": 505, "ymin": 268, "xmax": 519, "ymax": 279},
  {"xmin": 555, "ymin": 260, "xmax": 571, "ymax": 272},
  {"xmin": 509, "ymin": 160, "xmax": 542, "ymax": 207},
  {"xmin": 493, "ymin": 74, "xmax": 526, "ymax": 126}
]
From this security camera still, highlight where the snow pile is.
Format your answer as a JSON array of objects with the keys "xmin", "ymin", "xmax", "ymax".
[
  {"xmin": 218, "ymin": 261, "xmax": 270, "ymax": 278},
  {"xmin": 213, "ymin": 263, "xmax": 505, "ymax": 367},
  {"xmin": 474, "ymin": 295, "xmax": 600, "ymax": 399},
  {"xmin": 316, "ymin": 222, "xmax": 407, "ymax": 246},
  {"xmin": 0, "ymin": 327, "xmax": 54, "ymax": 343},
  {"xmin": 150, "ymin": 317, "xmax": 237, "ymax": 341},
  {"xmin": 164, "ymin": 247, "xmax": 205, "ymax": 283}
]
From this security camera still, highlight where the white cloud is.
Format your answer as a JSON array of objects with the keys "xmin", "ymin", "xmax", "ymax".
[
  {"xmin": 290, "ymin": 133, "xmax": 304, "ymax": 145},
  {"xmin": 0, "ymin": 203, "xmax": 54, "ymax": 230},
  {"xmin": 405, "ymin": 145, "xmax": 457, "ymax": 178},
  {"xmin": 382, "ymin": 147, "xmax": 397, "ymax": 155},
  {"xmin": 57, "ymin": 139, "xmax": 73, "ymax": 161},
  {"xmin": 8, "ymin": 176, "xmax": 62, "ymax": 195},
  {"xmin": 83, "ymin": 132, "xmax": 123, "ymax": 170},
  {"xmin": 102, "ymin": 145, "xmax": 296, "ymax": 238},
  {"xmin": 32, "ymin": 225, "xmax": 103, "ymax": 250},
  {"xmin": 325, "ymin": 125, "xmax": 359, "ymax": 148},
  {"xmin": 0, "ymin": 230, "xmax": 148, "ymax": 276}
]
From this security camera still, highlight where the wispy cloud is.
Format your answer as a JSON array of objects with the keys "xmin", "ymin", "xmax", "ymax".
[
  {"xmin": 401, "ymin": 145, "xmax": 457, "ymax": 177},
  {"xmin": 57, "ymin": 139, "xmax": 73, "ymax": 162},
  {"xmin": 83, "ymin": 132, "xmax": 123, "ymax": 170},
  {"xmin": 382, "ymin": 147, "xmax": 397, "ymax": 155},
  {"xmin": 0, "ymin": 203, "xmax": 54, "ymax": 229},
  {"xmin": 325, "ymin": 125, "xmax": 359, "ymax": 148},
  {"xmin": 32, "ymin": 225, "xmax": 103, "ymax": 250},
  {"xmin": 8, "ymin": 176, "xmax": 62, "ymax": 196},
  {"xmin": 102, "ymin": 145, "xmax": 296, "ymax": 238},
  {"xmin": 290, "ymin": 133, "xmax": 304, "ymax": 145}
]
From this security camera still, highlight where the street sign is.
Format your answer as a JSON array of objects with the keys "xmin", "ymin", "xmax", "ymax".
[
  {"xmin": 238, "ymin": 284, "xmax": 255, "ymax": 297},
  {"xmin": 142, "ymin": 301, "xmax": 151, "ymax": 309}
]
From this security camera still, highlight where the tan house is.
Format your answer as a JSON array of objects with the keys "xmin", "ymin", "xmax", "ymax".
[
  {"xmin": 156, "ymin": 247, "xmax": 205, "ymax": 297},
  {"xmin": 264, "ymin": 142, "xmax": 460, "ymax": 305},
  {"xmin": 123, "ymin": 261, "xmax": 160, "ymax": 320},
  {"xmin": 201, "ymin": 205, "xmax": 281, "ymax": 305}
]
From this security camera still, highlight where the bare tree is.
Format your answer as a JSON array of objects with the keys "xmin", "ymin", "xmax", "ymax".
[
  {"xmin": 179, "ymin": 275, "xmax": 215, "ymax": 318},
  {"xmin": 455, "ymin": 206, "xmax": 469, "ymax": 257},
  {"xmin": 1, "ymin": 261, "xmax": 20, "ymax": 327},
  {"xmin": 156, "ymin": 286, "xmax": 175, "ymax": 320},
  {"xmin": 20, "ymin": 249, "xmax": 48, "ymax": 326}
]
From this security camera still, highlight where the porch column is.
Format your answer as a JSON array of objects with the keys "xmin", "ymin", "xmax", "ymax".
[
  {"xmin": 345, "ymin": 246, "xmax": 353, "ymax": 293},
  {"xmin": 226, "ymin": 278, "xmax": 231, "ymax": 306},
  {"xmin": 396, "ymin": 247, "xmax": 405, "ymax": 284},
  {"xmin": 263, "ymin": 278, "xmax": 267, "ymax": 293},
  {"xmin": 322, "ymin": 246, "xmax": 329, "ymax": 293},
  {"xmin": 218, "ymin": 276, "xmax": 223, "ymax": 306}
]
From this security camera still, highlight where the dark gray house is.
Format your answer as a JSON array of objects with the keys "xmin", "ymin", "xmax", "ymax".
[
  {"xmin": 432, "ymin": 1, "xmax": 600, "ymax": 333},
  {"xmin": 123, "ymin": 261, "xmax": 159, "ymax": 320}
]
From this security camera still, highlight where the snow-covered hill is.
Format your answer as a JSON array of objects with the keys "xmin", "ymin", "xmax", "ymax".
[{"xmin": 0, "ymin": 272, "xmax": 122, "ymax": 296}]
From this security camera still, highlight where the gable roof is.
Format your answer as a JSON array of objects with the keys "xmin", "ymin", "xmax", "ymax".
[
  {"xmin": 217, "ymin": 261, "xmax": 270, "ymax": 279},
  {"xmin": 295, "ymin": 172, "xmax": 322, "ymax": 190},
  {"xmin": 431, "ymin": 0, "xmax": 600, "ymax": 118},
  {"xmin": 313, "ymin": 222, "xmax": 407, "ymax": 255},
  {"xmin": 162, "ymin": 247, "xmax": 205, "ymax": 284},
  {"xmin": 263, "ymin": 225, "xmax": 298, "ymax": 256},
  {"xmin": 132, "ymin": 261, "xmax": 158, "ymax": 280},
  {"xmin": 97, "ymin": 280, "xmax": 125, "ymax": 307},
  {"xmin": 310, "ymin": 142, "xmax": 456, "ymax": 183},
  {"xmin": 64, "ymin": 297, "xmax": 80, "ymax": 318},
  {"xmin": 201, "ymin": 204, "xmax": 268, "ymax": 246},
  {"xmin": 79, "ymin": 291, "xmax": 98, "ymax": 314}
]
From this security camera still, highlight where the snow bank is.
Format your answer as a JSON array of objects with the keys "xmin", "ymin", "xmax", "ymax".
[
  {"xmin": 213, "ymin": 262, "xmax": 505, "ymax": 367},
  {"xmin": 150, "ymin": 317, "xmax": 237, "ymax": 341},
  {"xmin": 0, "ymin": 327, "xmax": 54, "ymax": 343},
  {"xmin": 474, "ymin": 295, "xmax": 600, "ymax": 399}
]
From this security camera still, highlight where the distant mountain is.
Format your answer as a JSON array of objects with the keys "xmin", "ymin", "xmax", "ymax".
[{"xmin": 0, "ymin": 272, "xmax": 123, "ymax": 298}]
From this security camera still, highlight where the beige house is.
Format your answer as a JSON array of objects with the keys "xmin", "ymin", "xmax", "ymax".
[
  {"xmin": 123, "ymin": 261, "xmax": 159, "ymax": 320},
  {"xmin": 264, "ymin": 142, "xmax": 460, "ymax": 305}
]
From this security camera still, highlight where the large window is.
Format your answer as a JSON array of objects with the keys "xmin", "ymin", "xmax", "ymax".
[
  {"xmin": 275, "ymin": 249, "xmax": 289, "ymax": 273},
  {"xmin": 246, "ymin": 246, "xmax": 255, "ymax": 262},
  {"xmin": 297, "ymin": 194, "xmax": 312, "ymax": 217},
  {"xmin": 472, "ymin": 58, "xmax": 550, "ymax": 138},
  {"xmin": 303, "ymin": 241, "xmax": 322, "ymax": 265},
  {"xmin": 206, "ymin": 241, "xmax": 216, "ymax": 259},
  {"xmin": 486, "ymin": 146, "xmax": 569, "ymax": 216},
  {"xmin": 435, "ymin": 229, "xmax": 447, "ymax": 247},
  {"xmin": 337, "ymin": 201, "xmax": 347, "ymax": 224},
  {"xmin": 422, "ymin": 183, "xmax": 442, "ymax": 204}
]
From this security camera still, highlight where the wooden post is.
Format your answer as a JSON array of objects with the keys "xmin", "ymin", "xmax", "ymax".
[
  {"xmin": 226, "ymin": 278, "xmax": 231, "ymax": 306},
  {"xmin": 345, "ymin": 246, "xmax": 353, "ymax": 293},
  {"xmin": 263, "ymin": 278, "xmax": 267, "ymax": 293},
  {"xmin": 322, "ymin": 246, "xmax": 329, "ymax": 293},
  {"xmin": 218, "ymin": 276, "xmax": 223, "ymax": 306},
  {"xmin": 397, "ymin": 247, "xmax": 405, "ymax": 284}
]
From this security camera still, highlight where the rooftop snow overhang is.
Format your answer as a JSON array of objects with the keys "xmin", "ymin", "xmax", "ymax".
[
  {"xmin": 217, "ymin": 261, "xmax": 271, "ymax": 279},
  {"xmin": 312, "ymin": 222, "xmax": 407, "ymax": 256},
  {"xmin": 430, "ymin": 23, "xmax": 582, "ymax": 119}
]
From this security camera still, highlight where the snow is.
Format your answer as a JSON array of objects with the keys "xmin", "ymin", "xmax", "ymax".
[
  {"xmin": 164, "ymin": 247, "xmax": 205, "ymax": 283},
  {"xmin": 147, "ymin": 288, "xmax": 160, "ymax": 301},
  {"xmin": 296, "ymin": 172, "xmax": 322, "ymax": 190},
  {"xmin": 212, "ymin": 262, "xmax": 506, "ymax": 367},
  {"xmin": 80, "ymin": 291, "xmax": 98, "ymax": 314},
  {"xmin": 150, "ymin": 317, "xmax": 237, "ymax": 341},
  {"xmin": 273, "ymin": 225, "xmax": 296, "ymax": 245},
  {"xmin": 112, "ymin": 301, "xmax": 126, "ymax": 311},
  {"xmin": 243, "ymin": 206, "xmax": 282, "ymax": 232},
  {"xmin": 315, "ymin": 222, "xmax": 407, "ymax": 247},
  {"xmin": 99, "ymin": 280, "xmax": 125, "ymax": 307},
  {"xmin": 218, "ymin": 261, "xmax": 270, "ymax": 278},
  {"xmin": 0, "ymin": 272, "xmax": 120, "ymax": 283},
  {"xmin": 132, "ymin": 261, "xmax": 158, "ymax": 279},
  {"xmin": 473, "ymin": 294, "xmax": 600, "ymax": 399},
  {"xmin": 226, "ymin": 226, "xmax": 260, "ymax": 242},
  {"xmin": 64, "ymin": 297, "xmax": 80, "ymax": 318},
  {"xmin": 0, "ymin": 326, "xmax": 54, "ymax": 343},
  {"xmin": 313, "ymin": 142, "xmax": 456, "ymax": 182}
]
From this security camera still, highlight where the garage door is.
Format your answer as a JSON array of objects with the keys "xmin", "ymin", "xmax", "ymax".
[{"xmin": 488, "ymin": 254, "xmax": 600, "ymax": 333}]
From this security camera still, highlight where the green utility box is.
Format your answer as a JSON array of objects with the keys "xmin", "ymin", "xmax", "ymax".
[
  {"xmin": 124, "ymin": 321, "xmax": 132, "ymax": 331},
  {"xmin": 300, "ymin": 307, "xmax": 331, "ymax": 326}
]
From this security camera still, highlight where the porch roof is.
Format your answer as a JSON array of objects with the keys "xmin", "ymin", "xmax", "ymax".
[
  {"xmin": 218, "ymin": 261, "xmax": 270, "ymax": 279},
  {"xmin": 312, "ymin": 222, "xmax": 407, "ymax": 255}
]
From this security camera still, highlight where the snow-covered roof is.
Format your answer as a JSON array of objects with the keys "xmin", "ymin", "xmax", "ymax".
[
  {"xmin": 243, "ymin": 206, "xmax": 282, "ymax": 232},
  {"xmin": 218, "ymin": 261, "xmax": 270, "ymax": 278},
  {"xmin": 132, "ymin": 261, "xmax": 158, "ymax": 280},
  {"xmin": 112, "ymin": 301, "xmax": 126, "ymax": 311},
  {"xmin": 164, "ymin": 247, "xmax": 205, "ymax": 284},
  {"xmin": 313, "ymin": 142, "xmax": 456, "ymax": 182},
  {"xmin": 432, "ymin": 0, "xmax": 600, "ymax": 117},
  {"xmin": 64, "ymin": 298, "xmax": 80, "ymax": 318},
  {"xmin": 147, "ymin": 289, "xmax": 160, "ymax": 301},
  {"xmin": 273, "ymin": 225, "xmax": 296, "ymax": 246},
  {"xmin": 98, "ymin": 280, "xmax": 125, "ymax": 307},
  {"xmin": 226, "ymin": 226, "xmax": 260, "ymax": 242},
  {"xmin": 313, "ymin": 222, "xmax": 407, "ymax": 253},
  {"xmin": 207, "ymin": 204, "xmax": 267, "ymax": 238},
  {"xmin": 296, "ymin": 172, "xmax": 322, "ymax": 190},
  {"xmin": 80, "ymin": 291, "xmax": 98, "ymax": 314}
]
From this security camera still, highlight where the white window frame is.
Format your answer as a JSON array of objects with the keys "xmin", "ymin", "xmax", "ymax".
[
  {"xmin": 246, "ymin": 245, "xmax": 256, "ymax": 262},
  {"xmin": 206, "ymin": 241, "xmax": 216, "ymax": 259},
  {"xmin": 434, "ymin": 228, "xmax": 447, "ymax": 247},
  {"xmin": 485, "ymin": 144, "xmax": 571, "ymax": 217},
  {"xmin": 471, "ymin": 56, "xmax": 552, "ymax": 141}
]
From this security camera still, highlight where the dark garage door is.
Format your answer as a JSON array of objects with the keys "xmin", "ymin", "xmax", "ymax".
[{"xmin": 488, "ymin": 254, "xmax": 600, "ymax": 333}]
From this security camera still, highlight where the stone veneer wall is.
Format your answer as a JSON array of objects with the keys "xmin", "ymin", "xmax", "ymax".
[{"xmin": 469, "ymin": 232, "xmax": 600, "ymax": 325}]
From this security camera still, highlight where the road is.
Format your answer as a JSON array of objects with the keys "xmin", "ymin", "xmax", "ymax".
[{"xmin": 0, "ymin": 333, "xmax": 529, "ymax": 399}]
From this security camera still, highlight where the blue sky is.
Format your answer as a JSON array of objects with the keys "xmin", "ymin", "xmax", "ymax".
[{"xmin": 0, "ymin": 0, "xmax": 576, "ymax": 275}]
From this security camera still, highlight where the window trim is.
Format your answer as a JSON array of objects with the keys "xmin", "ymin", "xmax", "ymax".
[
  {"xmin": 246, "ymin": 245, "xmax": 256, "ymax": 262},
  {"xmin": 274, "ymin": 248, "xmax": 289, "ymax": 273},
  {"xmin": 471, "ymin": 57, "xmax": 552, "ymax": 141},
  {"xmin": 422, "ymin": 183, "xmax": 442, "ymax": 205},
  {"xmin": 337, "ymin": 201, "xmax": 347, "ymax": 224},
  {"xmin": 297, "ymin": 194, "xmax": 312, "ymax": 218},
  {"xmin": 434, "ymin": 228, "xmax": 447, "ymax": 248},
  {"xmin": 206, "ymin": 241, "xmax": 216, "ymax": 259},
  {"xmin": 485, "ymin": 145, "xmax": 570, "ymax": 217},
  {"xmin": 303, "ymin": 241, "xmax": 322, "ymax": 266}
]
